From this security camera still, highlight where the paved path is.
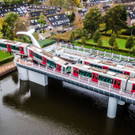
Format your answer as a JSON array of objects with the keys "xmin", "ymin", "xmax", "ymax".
[{"xmin": 0, "ymin": 61, "xmax": 17, "ymax": 77}]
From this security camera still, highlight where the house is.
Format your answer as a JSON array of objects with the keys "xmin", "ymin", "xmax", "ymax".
[
  {"xmin": 127, "ymin": 11, "xmax": 135, "ymax": 26},
  {"xmin": 46, "ymin": 13, "xmax": 70, "ymax": 27}
]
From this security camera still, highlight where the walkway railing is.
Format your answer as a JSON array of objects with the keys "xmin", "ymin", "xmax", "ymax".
[
  {"xmin": 61, "ymin": 44, "xmax": 135, "ymax": 62},
  {"xmin": 17, "ymin": 59, "xmax": 135, "ymax": 101}
]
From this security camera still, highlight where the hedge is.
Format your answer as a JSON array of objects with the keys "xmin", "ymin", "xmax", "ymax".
[
  {"xmin": 78, "ymin": 41, "xmax": 131, "ymax": 53},
  {"xmin": 0, "ymin": 56, "xmax": 14, "ymax": 65}
]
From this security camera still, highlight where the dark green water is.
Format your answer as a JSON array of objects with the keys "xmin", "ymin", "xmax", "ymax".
[{"xmin": 0, "ymin": 71, "xmax": 135, "ymax": 135}]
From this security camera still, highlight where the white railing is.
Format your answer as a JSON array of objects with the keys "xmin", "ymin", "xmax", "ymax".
[
  {"xmin": 62, "ymin": 44, "xmax": 135, "ymax": 62},
  {"xmin": 18, "ymin": 59, "xmax": 135, "ymax": 100}
]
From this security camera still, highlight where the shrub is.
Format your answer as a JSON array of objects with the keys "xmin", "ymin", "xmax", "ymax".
[
  {"xmin": 109, "ymin": 34, "xmax": 116, "ymax": 46},
  {"xmin": 125, "ymin": 36, "xmax": 134, "ymax": 49},
  {"xmin": 97, "ymin": 38, "xmax": 103, "ymax": 47},
  {"xmin": 131, "ymin": 46, "xmax": 135, "ymax": 54},
  {"xmin": 93, "ymin": 30, "xmax": 101, "ymax": 43},
  {"xmin": 113, "ymin": 41, "xmax": 119, "ymax": 51}
]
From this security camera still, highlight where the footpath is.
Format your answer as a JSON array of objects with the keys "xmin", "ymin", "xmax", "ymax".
[{"xmin": 0, "ymin": 61, "xmax": 17, "ymax": 77}]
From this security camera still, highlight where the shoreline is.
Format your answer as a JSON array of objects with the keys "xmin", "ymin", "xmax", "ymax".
[{"xmin": 0, "ymin": 61, "xmax": 17, "ymax": 77}]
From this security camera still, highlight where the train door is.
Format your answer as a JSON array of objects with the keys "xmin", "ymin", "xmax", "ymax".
[
  {"xmin": 131, "ymin": 84, "xmax": 135, "ymax": 93},
  {"xmin": 42, "ymin": 56, "xmax": 47, "ymax": 65},
  {"xmin": 29, "ymin": 50, "xmax": 33, "ymax": 58},
  {"xmin": 102, "ymin": 66, "xmax": 109, "ymax": 70},
  {"xmin": 92, "ymin": 73, "xmax": 99, "ymax": 82},
  {"xmin": 84, "ymin": 61, "xmax": 90, "ymax": 65},
  {"xmin": 56, "ymin": 64, "xmax": 62, "ymax": 72},
  {"xmin": 73, "ymin": 67, "xmax": 79, "ymax": 77},
  {"xmin": 6, "ymin": 44, "xmax": 11, "ymax": 52},
  {"xmin": 113, "ymin": 79, "xmax": 121, "ymax": 89},
  {"xmin": 123, "ymin": 71, "xmax": 130, "ymax": 76},
  {"xmin": 19, "ymin": 46, "xmax": 24, "ymax": 54}
]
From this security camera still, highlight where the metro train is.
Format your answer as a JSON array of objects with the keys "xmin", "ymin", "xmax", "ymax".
[
  {"xmin": 0, "ymin": 39, "xmax": 135, "ymax": 94},
  {"xmin": 79, "ymin": 57, "xmax": 135, "ymax": 77}
]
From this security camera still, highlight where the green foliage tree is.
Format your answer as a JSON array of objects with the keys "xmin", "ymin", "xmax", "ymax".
[
  {"xmin": 69, "ymin": 32, "xmax": 75, "ymax": 43},
  {"xmin": 81, "ymin": 36, "xmax": 86, "ymax": 45},
  {"xmin": 97, "ymin": 38, "xmax": 103, "ymax": 47},
  {"xmin": 83, "ymin": 7, "xmax": 101, "ymax": 36},
  {"xmin": 104, "ymin": 4, "xmax": 127, "ymax": 34},
  {"xmin": 109, "ymin": 34, "xmax": 116, "ymax": 47},
  {"xmin": 37, "ymin": 13, "xmax": 46, "ymax": 33},
  {"xmin": 113, "ymin": 41, "xmax": 119, "ymax": 51},
  {"xmin": 69, "ymin": 12, "xmax": 75, "ymax": 23},
  {"xmin": 93, "ymin": 31, "xmax": 101, "ymax": 43},
  {"xmin": 125, "ymin": 36, "xmax": 134, "ymax": 49},
  {"xmin": 4, "ymin": 12, "xmax": 18, "ymax": 28}
]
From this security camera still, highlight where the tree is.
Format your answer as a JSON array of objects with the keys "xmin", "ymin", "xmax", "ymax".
[
  {"xmin": 97, "ymin": 38, "xmax": 103, "ymax": 47},
  {"xmin": 14, "ymin": 15, "xmax": 30, "ymax": 33},
  {"xmin": 69, "ymin": 32, "xmax": 75, "ymax": 43},
  {"xmin": 81, "ymin": 36, "xmax": 86, "ymax": 45},
  {"xmin": 109, "ymin": 34, "xmax": 116, "ymax": 47},
  {"xmin": 74, "ymin": 14, "xmax": 83, "ymax": 29},
  {"xmin": 125, "ymin": 36, "xmax": 134, "ymax": 49},
  {"xmin": 37, "ymin": 13, "xmax": 46, "ymax": 33},
  {"xmin": 4, "ymin": 12, "xmax": 18, "ymax": 28},
  {"xmin": 113, "ymin": 41, "xmax": 119, "ymax": 51},
  {"xmin": 83, "ymin": 7, "xmax": 101, "ymax": 36},
  {"xmin": 69, "ymin": 12, "xmax": 75, "ymax": 23},
  {"xmin": 0, "ymin": 17, "xmax": 3, "ymax": 38},
  {"xmin": 93, "ymin": 31, "xmax": 101, "ymax": 43},
  {"xmin": 104, "ymin": 4, "xmax": 127, "ymax": 34}
]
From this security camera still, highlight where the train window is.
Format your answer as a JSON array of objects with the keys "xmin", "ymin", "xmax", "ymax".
[
  {"xmin": 117, "ymin": 81, "xmax": 120, "ymax": 86},
  {"xmin": 114, "ymin": 80, "xmax": 117, "ymax": 85}
]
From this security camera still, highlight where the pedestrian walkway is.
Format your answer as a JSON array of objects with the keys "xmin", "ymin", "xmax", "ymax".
[{"xmin": 0, "ymin": 61, "xmax": 17, "ymax": 77}]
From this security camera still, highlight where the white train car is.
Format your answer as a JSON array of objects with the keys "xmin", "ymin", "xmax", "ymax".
[
  {"xmin": 80, "ymin": 57, "xmax": 135, "ymax": 77},
  {"xmin": 70, "ymin": 63, "xmax": 129, "ymax": 90},
  {"xmin": 126, "ymin": 78, "xmax": 135, "ymax": 93},
  {"xmin": 27, "ymin": 45, "xmax": 70, "ymax": 73},
  {"xmin": 0, "ymin": 39, "xmax": 30, "ymax": 56}
]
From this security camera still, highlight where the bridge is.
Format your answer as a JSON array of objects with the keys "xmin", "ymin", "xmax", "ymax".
[{"xmin": 1, "ymin": 30, "xmax": 135, "ymax": 119}]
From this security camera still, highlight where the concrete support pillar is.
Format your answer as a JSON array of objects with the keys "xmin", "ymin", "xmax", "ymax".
[
  {"xmin": 28, "ymin": 70, "xmax": 48, "ymax": 86},
  {"xmin": 118, "ymin": 100, "xmax": 125, "ymax": 105},
  {"xmin": 17, "ymin": 66, "xmax": 29, "ymax": 81},
  {"xmin": 107, "ymin": 97, "xmax": 118, "ymax": 119}
]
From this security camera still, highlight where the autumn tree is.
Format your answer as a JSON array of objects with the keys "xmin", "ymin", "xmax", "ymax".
[
  {"xmin": 83, "ymin": 8, "xmax": 101, "ymax": 37},
  {"xmin": 14, "ymin": 15, "xmax": 30, "ymax": 33},
  {"xmin": 0, "ymin": 17, "xmax": 3, "ymax": 38},
  {"xmin": 74, "ymin": 14, "xmax": 83, "ymax": 29}
]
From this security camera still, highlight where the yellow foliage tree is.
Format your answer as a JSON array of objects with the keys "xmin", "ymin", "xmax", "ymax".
[
  {"xmin": 74, "ymin": 15, "xmax": 83, "ymax": 29},
  {"xmin": 0, "ymin": 17, "xmax": 3, "ymax": 38}
]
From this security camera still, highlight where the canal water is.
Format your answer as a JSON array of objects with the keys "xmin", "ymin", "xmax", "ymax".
[{"xmin": 0, "ymin": 71, "xmax": 135, "ymax": 135}]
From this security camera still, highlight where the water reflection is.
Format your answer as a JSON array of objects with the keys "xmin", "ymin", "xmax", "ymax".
[{"xmin": 2, "ymin": 74, "xmax": 135, "ymax": 135}]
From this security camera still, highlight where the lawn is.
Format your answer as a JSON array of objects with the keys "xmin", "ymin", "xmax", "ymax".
[
  {"xmin": 87, "ymin": 36, "xmax": 127, "ymax": 49},
  {"xmin": 0, "ymin": 51, "xmax": 13, "ymax": 61},
  {"xmin": 38, "ymin": 38, "xmax": 56, "ymax": 48}
]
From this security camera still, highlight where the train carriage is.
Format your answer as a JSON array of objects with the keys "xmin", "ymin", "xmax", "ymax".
[
  {"xmin": 0, "ymin": 39, "xmax": 30, "ymax": 56},
  {"xmin": 126, "ymin": 78, "xmax": 135, "ymax": 93},
  {"xmin": 80, "ymin": 57, "xmax": 135, "ymax": 77},
  {"xmin": 71, "ymin": 63, "xmax": 128, "ymax": 90},
  {"xmin": 27, "ymin": 46, "xmax": 70, "ymax": 73}
]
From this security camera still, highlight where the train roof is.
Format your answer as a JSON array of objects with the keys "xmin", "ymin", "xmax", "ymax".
[
  {"xmin": 0, "ymin": 39, "xmax": 31, "ymax": 47},
  {"xmin": 73, "ymin": 63, "xmax": 129, "ymax": 80},
  {"xmin": 29, "ymin": 45, "xmax": 69, "ymax": 67},
  {"xmin": 129, "ymin": 77, "xmax": 135, "ymax": 82},
  {"xmin": 82, "ymin": 57, "xmax": 135, "ymax": 73}
]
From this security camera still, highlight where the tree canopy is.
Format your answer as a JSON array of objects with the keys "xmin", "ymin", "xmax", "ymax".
[
  {"xmin": 104, "ymin": 4, "xmax": 127, "ymax": 34},
  {"xmin": 83, "ymin": 8, "xmax": 101, "ymax": 36}
]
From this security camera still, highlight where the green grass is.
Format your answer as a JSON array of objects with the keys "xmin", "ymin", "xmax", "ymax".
[
  {"xmin": 73, "ymin": 41, "xmax": 135, "ymax": 57},
  {"xmin": 87, "ymin": 36, "xmax": 127, "ymax": 49},
  {"xmin": 38, "ymin": 38, "xmax": 56, "ymax": 48},
  {"xmin": 0, "ymin": 51, "xmax": 13, "ymax": 61}
]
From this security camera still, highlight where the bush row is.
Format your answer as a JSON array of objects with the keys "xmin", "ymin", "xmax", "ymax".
[
  {"xmin": 78, "ymin": 41, "xmax": 131, "ymax": 53},
  {"xmin": 0, "ymin": 56, "xmax": 14, "ymax": 65}
]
